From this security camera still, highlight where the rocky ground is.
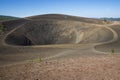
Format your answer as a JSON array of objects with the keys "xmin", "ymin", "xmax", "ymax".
[
  {"xmin": 0, "ymin": 55, "xmax": 120, "ymax": 80},
  {"xmin": 1, "ymin": 14, "xmax": 120, "ymax": 80}
]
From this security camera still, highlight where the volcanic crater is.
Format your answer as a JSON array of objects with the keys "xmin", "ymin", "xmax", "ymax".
[{"xmin": 4, "ymin": 14, "xmax": 113, "ymax": 46}]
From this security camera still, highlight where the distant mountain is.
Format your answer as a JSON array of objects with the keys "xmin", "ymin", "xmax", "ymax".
[
  {"xmin": 100, "ymin": 18, "xmax": 120, "ymax": 21},
  {"xmin": 0, "ymin": 15, "xmax": 19, "ymax": 22}
]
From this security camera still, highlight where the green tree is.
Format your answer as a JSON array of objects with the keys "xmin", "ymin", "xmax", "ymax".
[
  {"xmin": 103, "ymin": 18, "xmax": 107, "ymax": 22},
  {"xmin": 103, "ymin": 18, "xmax": 110, "ymax": 24}
]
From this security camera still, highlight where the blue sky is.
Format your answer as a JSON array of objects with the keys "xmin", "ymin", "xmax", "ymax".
[{"xmin": 0, "ymin": 0, "xmax": 120, "ymax": 18}]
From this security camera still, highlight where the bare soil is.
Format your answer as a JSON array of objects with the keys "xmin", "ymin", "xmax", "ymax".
[
  {"xmin": 0, "ymin": 14, "xmax": 120, "ymax": 80},
  {"xmin": 0, "ymin": 55, "xmax": 120, "ymax": 80}
]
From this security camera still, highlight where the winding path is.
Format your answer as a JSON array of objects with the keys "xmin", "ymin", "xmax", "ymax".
[
  {"xmin": 0, "ymin": 20, "xmax": 120, "ymax": 65},
  {"xmin": 41, "ymin": 21, "xmax": 120, "ymax": 60}
]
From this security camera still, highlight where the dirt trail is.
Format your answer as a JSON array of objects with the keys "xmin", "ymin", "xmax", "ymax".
[
  {"xmin": 95, "ymin": 22, "xmax": 120, "ymax": 53},
  {"xmin": 41, "ymin": 21, "xmax": 120, "ymax": 60},
  {"xmin": 0, "ymin": 20, "xmax": 120, "ymax": 65},
  {"xmin": 0, "ymin": 17, "xmax": 120, "ymax": 80}
]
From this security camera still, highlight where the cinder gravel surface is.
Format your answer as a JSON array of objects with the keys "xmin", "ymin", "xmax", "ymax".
[
  {"xmin": 1, "ymin": 14, "xmax": 120, "ymax": 80},
  {"xmin": 0, "ymin": 55, "xmax": 120, "ymax": 80}
]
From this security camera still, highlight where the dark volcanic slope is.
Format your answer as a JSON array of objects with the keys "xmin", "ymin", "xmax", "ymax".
[
  {"xmin": 2, "ymin": 19, "xmax": 29, "ymax": 32},
  {"xmin": 3, "ymin": 14, "xmax": 113, "ymax": 46},
  {"xmin": 26, "ymin": 14, "xmax": 108, "ymax": 24},
  {"xmin": 0, "ymin": 14, "xmax": 120, "ymax": 66}
]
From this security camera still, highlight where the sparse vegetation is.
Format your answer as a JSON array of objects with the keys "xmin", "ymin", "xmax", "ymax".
[
  {"xmin": 111, "ymin": 48, "xmax": 115, "ymax": 55},
  {"xmin": 101, "ymin": 18, "xmax": 120, "ymax": 21},
  {"xmin": 0, "ymin": 23, "xmax": 4, "ymax": 34},
  {"xmin": 0, "ymin": 15, "xmax": 19, "ymax": 22},
  {"xmin": 103, "ymin": 18, "xmax": 107, "ymax": 22},
  {"xmin": 30, "ymin": 59, "xmax": 34, "ymax": 63},
  {"xmin": 103, "ymin": 18, "xmax": 110, "ymax": 24},
  {"xmin": 30, "ymin": 57, "xmax": 41, "ymax": 63},
  {"xmin": 37, "ymin": 57, "xmax": 41, "ymax": 63},
  {"xmin": 0, "ymin": 14, "xmax": 120, "ymax": 80}
]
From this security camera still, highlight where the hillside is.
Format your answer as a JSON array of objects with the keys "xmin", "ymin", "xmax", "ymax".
[
  {"xmin": 2, "ymin": 14, "xmax": 113, "ymax": 46},
  {"xmin": 26, "ymin": 14, "xmax": 109, "ymax": 24},
  {"xmin": 0, "ymin": 15, "xmax": 19, "ymax": 22},
  {"xmin": 0, "ymin": 14, "xmax": 120, "ymax": 80}
]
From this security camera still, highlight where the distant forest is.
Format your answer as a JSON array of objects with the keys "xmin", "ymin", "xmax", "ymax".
[
  {"xmin": 100, "ymin": 18, "xmax": 120, "ymax": 21},
  {"xmin": 0, "ymin": 15, "xmax": 120, "ymax": 22},
  {"xmin": 0, "ymin": 15, "xmax": 19, "ymax": 22}
]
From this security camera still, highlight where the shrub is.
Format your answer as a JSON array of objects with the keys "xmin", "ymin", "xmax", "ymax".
[
  {"xmin": 111, "ymin": 48, "xmax": 115, "ymax": 55},
  {"xmin": 103, "ymin": 18, "xmax": 110, "ymax": 24},
  {"xmin": 37, "ymin": 57, "xmax": 41, "ymax": 63}
]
